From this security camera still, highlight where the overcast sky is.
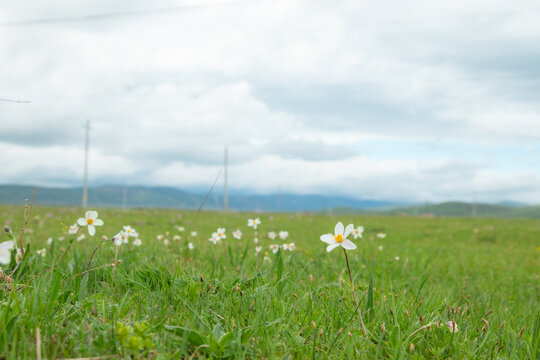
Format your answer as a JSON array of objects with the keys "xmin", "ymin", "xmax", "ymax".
[{"xmin": 1, "ymin": 0, "xmax": 539, "ymax": 203}]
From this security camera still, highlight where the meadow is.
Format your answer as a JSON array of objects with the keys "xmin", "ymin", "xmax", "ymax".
[{"xmin": 0, "ymin": 203, "xmax": 538, "ymax": 359}]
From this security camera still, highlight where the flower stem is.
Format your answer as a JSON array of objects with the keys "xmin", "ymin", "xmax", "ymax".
[{"xmin": 342, "ymin": 247, "xmax": 368, "ymax": 337}]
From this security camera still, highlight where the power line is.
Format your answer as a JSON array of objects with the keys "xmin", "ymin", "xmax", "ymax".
[
  {"xmin": 0, "ymin": 0, "xmax": 267, "ymax": 26},
  {"xmin": 0, "ymin": 98, "xmax": 31, "ymax": 103}
]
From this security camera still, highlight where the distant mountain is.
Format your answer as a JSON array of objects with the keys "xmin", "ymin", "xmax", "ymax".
[
  {"xmin": 0, "ymin": 185, "xmax": 395, "ymax": 212},
  {"xmin": 330, "ymin": 201, "xmax": 540, "ymax": 218}
]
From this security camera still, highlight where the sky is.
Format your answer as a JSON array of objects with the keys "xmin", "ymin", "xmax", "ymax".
[{"xmin": 1, "ymin": 0, "xmax": 539, "ymax": 204}]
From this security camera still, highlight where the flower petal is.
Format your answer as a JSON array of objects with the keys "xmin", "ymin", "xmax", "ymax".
[
  {"xmin": 344, "ymin": 224, "xmax": 354, "ymax": 238},
  {"xmin": 341, "ymin": 239, "xmax": 357, "ymax": 250},
  {"xmin": 88, "ymin": 225, "xmax": 96, "ymax": 236},
  {"xmin": 85, "ymin": 210, "xmax": 98, "ymax": 220},
  {"xmin": 77, "ymin": 218, "xmax": 87, "ymax": 226},
  {"xmin": 320, "ymin": 234, "xmax": 335, "ymax": 244},
  {"xmin": 0, "ymin": 250, "xmax": 11, "ymax": 264},
  {"xmin": 93, "ymin": 219, "xmax": 104, "ymax": 226},
  {"xmin": 326, "ymin": 243, "xmax": 340, "ymax": 252},
  {"xmin": 0, "ymin": 240, "xmax": 14, "ymax": 250},
  {"xmin": 334, "ymin": 221, "xmax": 344, "ymax": 236}
]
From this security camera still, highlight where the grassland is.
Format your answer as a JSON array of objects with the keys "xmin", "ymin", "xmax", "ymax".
[{"xmin": 0, "ymin": 204, "xmax": 539, "ymax": 359}]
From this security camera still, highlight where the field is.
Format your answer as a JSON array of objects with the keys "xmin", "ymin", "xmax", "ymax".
[{"xmin": 0, "ymin": 204, "xmax": 539, "ymax": 359}]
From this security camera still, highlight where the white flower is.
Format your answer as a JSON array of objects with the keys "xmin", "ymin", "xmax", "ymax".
[
  {"xmin": 36, "ymin": 248, "xmax": 46, "ymax": 257},
  {"xmin": 133, "ymin": 238, "xmax": 142, "ymax": 247},
  {"xmin": 58, "ymin": 236, "xmax": 65, "ymax": 241},
  {"xmin": 190, "ymin": 231, "xmax": 197, "ymax": 237},
  {"xmin": 233, "ymin": 230, "xmax": 242, "ymax": 240},
  {"xmin": 255, "ymin": 246, "xmax": 262, "ymax": 255},
  {"xmin": 112, "ymin": 232, "xmax": 124, "ymax": 246},
  {"xmin": 394, "ymin": 256, "xmax": 400, "ymax": 261},
  {"xmin": 269, "ymin": 244, "xmax": 280, "ymax": 254},
  {"xmin": 157, "ymin": 234, "xmax": 164, "ymax": 241},
  {"xmin": 247, "ymin": 218, "xmax": 261, "ymax": 229},
  {"xmin": 253, "ymin": 237, "xmax": 259, "ymax": 244},
  {"xmin": 209, "ymin": 234, "xmax": 220, "ymax": 244},
  {"xmin": 445, "ymin": 321, "xmax": 458, "ymax": 333},
  {"xmin": 173, "ymin": 235, "xmax": 181, "ymax": 241},
  {"xmin": 77, "ymin": 234, "xmax": 86, "ymax": 242},
  {"xmin": 76, "ymin": 211, "xmax": 104, "ymax": 236},
  {"xmin": 47, "ymin": 237, "xmax": 53, "ymax": 245},
  {"xmin": 268, "ymin": 231, "xmax": 277, "ymax": 240},
  {"xmin": 264, "ymin": 256, "xmax": 271, "ymax": 262},
  {"xmin": 0, "ymin": 240, "xmax": 14, "ymax": 264},
  {"xmin": 68, "ymin": 223, "xmax": 79, "ymax": 235},
  {"xmin": 320, "ymin": 222, "xmax": 357, "ymax": 252},
  {"xmin": 175, "ymin": 226, "xmax": 185, "ymax": 232},
  {"xmin": 377, "ymin": 233, "xmax": 387, "ymax": 239},
  {"xmin": 279, "ymin": 231, "xmax": 289, "ymax": 240},
  {"xmin": 187, "ymin": 242, "xmax": 194, "ymax": 250},
  {"xmin": 282, "ymin": 243, "xmax": 295, "ymax": 251},
  {"xmin": 351, "ymin": 226, "xmax": 364, "ymax": 239},
  {"xmin": 164, "ymin": 239, "xmax": 170, "ymax": 246},
  {"xmin": 123, "ymin": 226, "xmax": 138, "ymax": 238},
  {"xmin": 215, "ymin": 228, "xmax": 226, "ymax": 240},
  {"xmin": 378, "ymin": 245, "xmax": 383, "ymax": 251}
]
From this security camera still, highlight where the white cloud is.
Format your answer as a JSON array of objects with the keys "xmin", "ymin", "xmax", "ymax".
[{"xmin": 1, "ymin": 0, "xmax": 539, "ymax": 203}]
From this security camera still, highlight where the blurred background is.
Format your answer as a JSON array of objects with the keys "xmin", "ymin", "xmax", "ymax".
[{"xmin": 1, "ymin": 0, "xmax": 539, "ymax": 213}]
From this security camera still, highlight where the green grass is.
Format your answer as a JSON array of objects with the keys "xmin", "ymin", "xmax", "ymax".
[{"xmin": 0, "ymin": 205, "xmax": 539, "ymax": 359}]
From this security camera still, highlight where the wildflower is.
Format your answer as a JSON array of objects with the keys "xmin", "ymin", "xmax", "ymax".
[
  {"xmin": 376, "ymin": 233, "xmax": 386, "ymax": 239},
  {"xmin": 76, "ymin": 211, "xmax": 104, "ymax": 236},
  {"xmin": 351, "ymin": 226, "xmax": 364, "ymax": 239},
  {"xmin": 282, "ymin": 243, "xmax": 295, "ymax": 251},
  {"xmin": 264, "ymin": 256, "xmax": 271, "ymax": 262},
  {"xmin": 255, "ymin": 246, "xmax": 262, "ymax": 255},
  {"xmin": 173, "ymin": 235, "xmax": 181, "ymax": 241},
  {"xmin": 123, "ymin": 226, "xmax": 138, "ymax": 238},
  {"xmin": 209, "ymin": 234, "xmax": 220, "ymax": 244},
  {"xmin": 187, "ymin": 242, "xmax": 194, "ymax": 250},
  {"xmin": 215, "ymin": 228, "xmax": 226, "ymax": 240},
  {"xmin": 394, "ymin": 256, "xmax": 400, "ymax": 261},
  {"xmin": 175, "ymin": 226, "xmax": 185, "ymax": 232},
  {"xmin": 279, "ymin": 231, "xmax": 289, "ymax": 240},
  {"xmin": 445, "ymin": 321, "xmax": 458, "ymax": 333},
  {"xmin": 58, "ymin": 236, "xmax": 65, "ymax": 241},
  {"xmin": 68, "ymin": 223, "xmax": 79, "ymax": 235},
  {"xmin": 253, "ymin": 237, "xmax": 259, "ymax": 244},
  {"xmin": 133, "ymin": 238, "xmax": 142, "ymax": 246},
  {"xmin": 268, "ymin": 231, "xmax": 277, "ymax": 240},
  {"xmin": 190, "ymin": 231, "xmax": 197, "ymax": 237},
  {"xmin": 156, "ymin": 234, "xmax": 164, "ymax": 241},
  {"xmin": 233, "ymin": 230, "xmax": 242, "ymax": 240},
  {"xmin": 269, "ymin": 244, "xmax": 280, "ymax": 254},
  {"xmin": 112, "ymin": 232, "xmax": 124, "ymax": 246},
  {"xmin": 320, "ymin": 222, "xmax": 356, "ymax": 252},
  {"xmin": 247, "ymin": 218, "xmax": 261, "ymax": 229},
  {"xmin": 47, "ymin": 237, "xmax": 53, "ymax": 245},
  {"xmin": 164, "ymin": 239, "xmax": 170, "ymax": 246},
  {"xmin": 77, "ymin": 234, "xmax": 86, "ymax": 242},
  {"xmin": 0, "ymin": 241, "xmax": 14, "ymax": 264},
  {"xmin": 319, "ymin": 221, "xmax": 367, "ymax": 336},
  {"xmin": 378, "ymin": 245, "xmax": 383, "ymax": 251},
  {"xmin": 36, "ymin": 248, "xmax": 46, "ymax": 257}
]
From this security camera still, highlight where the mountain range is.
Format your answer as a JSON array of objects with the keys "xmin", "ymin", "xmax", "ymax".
[{"xmin": 0, "ymin": 185, "xmax": 538, "ymax": 218}]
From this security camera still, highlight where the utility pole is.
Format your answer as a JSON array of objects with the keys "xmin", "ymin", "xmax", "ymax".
[
  {"xmin": 82, "ymin": 119, "xmax": 90, "ymax": 208},
  {"xmin": 223, "ymin": 146, "xmax": 228, "ymax": 212},
  {"xmin": 472, "ymin": 191, "xmax": 477, "ymax": 218}
]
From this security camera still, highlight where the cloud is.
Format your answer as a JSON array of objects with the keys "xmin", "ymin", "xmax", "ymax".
[{"xmin": 1, "ymin": 0, "xmax": 539, "ymax": 203}]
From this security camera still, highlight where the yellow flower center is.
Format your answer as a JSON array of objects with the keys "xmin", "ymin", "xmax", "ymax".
[
  {"xmin": 335, "ymin": 234, "xmax": 343, "ymax": 243},
  {"xmin": 218, "ymin": 232, "xmax": 222, "ymax": 237},
  {"xmin": 87, "ymin": 218, "xmax": 94, "ymax": 225}
]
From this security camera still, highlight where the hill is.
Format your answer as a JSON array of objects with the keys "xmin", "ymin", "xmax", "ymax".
[{"xmin": 0, "ymin": 185, "xmax": 394, "ymax": 212}]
